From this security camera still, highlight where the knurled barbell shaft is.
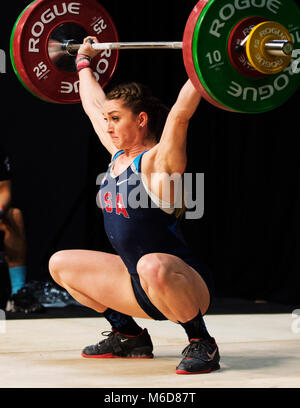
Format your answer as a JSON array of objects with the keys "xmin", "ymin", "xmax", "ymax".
[{"xmin": 66, "ymin": 41, "xmax": 183, "ymax": 53}]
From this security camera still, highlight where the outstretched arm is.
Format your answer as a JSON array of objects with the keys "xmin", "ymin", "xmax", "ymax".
[
  {"xmin": 77, "ymin": 38, "xmax": 117, "ymax": 155},
  {"xmin": 152, "ymin": 79, "xmax": 202, "ymax": 175}
]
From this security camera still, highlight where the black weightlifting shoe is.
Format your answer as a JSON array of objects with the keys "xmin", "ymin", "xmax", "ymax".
[
  {"xmin": 81, "ymin": 328, "xmax": 154, "ymax": 359},
  {"xmin": 176, "ymin": 337, "xmax": 220, "ymax": 374},
  {"xmin": 6, "ymin": 287, "xmax": 44, "ymax": 314}
]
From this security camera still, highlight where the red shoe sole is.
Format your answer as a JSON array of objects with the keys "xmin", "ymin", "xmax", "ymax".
[
  {"xmin": 81, "ymin": 353, "xmax": 153, "ymax": 359},
  {"xmin": 176, "ymin": 364, "xmax": 220, "ymax": 375}
]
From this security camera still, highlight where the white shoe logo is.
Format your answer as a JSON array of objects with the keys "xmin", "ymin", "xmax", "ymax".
[
  {"xmin": 207, "ymin": 349, "xmax": 217, "ymax": 360},
  {"xmin": 120, "ymin": 338, "xmax": 129, "ymax": 343}
]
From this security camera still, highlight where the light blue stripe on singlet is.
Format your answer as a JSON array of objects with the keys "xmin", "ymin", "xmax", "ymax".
[
  {"xmin": 111, "ymin": 150, "xmax": 149, "ymax": 172},
  {"xmin": 112, "ymin": 150, "xmax": 124, "ymax": 162},
  {"xmin": 133, "ymin": 150, "xmax": 149, "ymax": 173}
]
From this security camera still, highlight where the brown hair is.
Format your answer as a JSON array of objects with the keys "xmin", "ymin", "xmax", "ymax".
[{"xmin": 106, "ymin": 82, "xmax": 170, "ymax": 142}]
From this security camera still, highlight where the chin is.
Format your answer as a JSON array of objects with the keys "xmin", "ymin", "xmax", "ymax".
[{"xmin": 113, "ymin": 141, "xmax": 121, "ymax": 148}]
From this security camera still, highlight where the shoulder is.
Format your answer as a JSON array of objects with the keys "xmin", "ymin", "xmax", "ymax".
[
  {"xmin": 141, "ymin": 143, "xmax": 186, "ymax": 176},
  {"xmin": 139, "ymin": 146, "xmax": 158, "ymax": 173}
]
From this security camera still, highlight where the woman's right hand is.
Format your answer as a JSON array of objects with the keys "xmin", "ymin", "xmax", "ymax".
[{"xmin": 77, "ymin": 36, "xmax": 101, "ymax": 59}]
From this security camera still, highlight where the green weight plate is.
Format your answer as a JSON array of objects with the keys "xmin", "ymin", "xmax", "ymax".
[
  {"xmin": 192, "ymin": 0, "xmax": 300, "ymax": 113},
  {"xmin": 183, "ymin": 0, "xmax": 235, "ymax": 112}
]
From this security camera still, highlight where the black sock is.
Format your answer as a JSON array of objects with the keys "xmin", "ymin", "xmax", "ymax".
[
  {"xmin": 178, "ymin": 310, "xmax": 212, "ymax": 341},
  {"xmin": 103, "ymin": 308, "xmax": 143, "ymax": 336}
]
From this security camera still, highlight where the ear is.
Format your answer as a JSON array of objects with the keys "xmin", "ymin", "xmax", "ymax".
[{"xmin": 138, "ymin": 112, "xmax": 148, "ymax": 128}]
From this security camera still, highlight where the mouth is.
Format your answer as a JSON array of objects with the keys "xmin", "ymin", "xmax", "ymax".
[{"xmin": 110, "ymin": 136, "xmax": 120, "ymax": 144}]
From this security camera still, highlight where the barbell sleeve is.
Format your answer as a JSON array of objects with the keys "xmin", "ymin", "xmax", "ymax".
[
  {"xmin": 264, "ymin": 40, "xmax": 294, "ymax": 57},
  {"xmin": 237, "ymin": 38, "xmax": 293, "ymax": 57}
]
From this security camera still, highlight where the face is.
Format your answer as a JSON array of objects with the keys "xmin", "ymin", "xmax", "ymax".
[{"xmin": 103, "ymin": 99, "xmax": 141, "ymax": 149}]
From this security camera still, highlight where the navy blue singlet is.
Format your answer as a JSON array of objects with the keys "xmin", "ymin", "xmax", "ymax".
[{"xmin": 99, "ymin": 150, "xmax": 212, "ymax": 320}]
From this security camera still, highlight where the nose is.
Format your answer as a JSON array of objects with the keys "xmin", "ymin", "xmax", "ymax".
[{"xmin": 107, "ymin": 120, "xmax": 114, "ymax": 133}]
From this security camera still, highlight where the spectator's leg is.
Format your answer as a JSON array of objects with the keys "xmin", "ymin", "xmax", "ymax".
[{"xmin": 1, "ymin": 208, "xmax": 27, "ymax": 294}]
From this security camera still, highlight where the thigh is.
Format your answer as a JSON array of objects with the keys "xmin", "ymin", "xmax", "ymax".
[
  {"xmin": 173, "ymin": 255, "xmax": 211, "ymax": 315},
  {"xmin": 167, "ymin": 253, "xmax": 211, "ymax": 314},
  {"xmin": 138, "ymin": 252, "xmax": 211, "ymax": 316},
  {"xmin": 54, "ymin": 249, "xmax": 152, "ymax": 319}
]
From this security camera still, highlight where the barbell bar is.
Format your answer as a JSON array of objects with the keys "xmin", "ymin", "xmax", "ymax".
[
  {"xmin": 65, "ymin": 41, "xmax": 184, "ymax": 54},
  {"xmin": 65, "ymin": 40, "xmax": 292, "ymax": 56}
]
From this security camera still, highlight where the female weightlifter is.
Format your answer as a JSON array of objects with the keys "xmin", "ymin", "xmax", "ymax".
[{"xmin": 49, "ymin": 37, "xmax": 220, "ymax": 375}]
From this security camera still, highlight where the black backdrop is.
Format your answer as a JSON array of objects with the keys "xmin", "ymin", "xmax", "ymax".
[{"xmin": 1, "ymin": 0, "xmax": 299, "ymax": 306}]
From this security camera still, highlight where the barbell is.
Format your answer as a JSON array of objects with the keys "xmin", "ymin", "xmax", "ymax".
[{"xmin": 10, "ymin": 0, "xmax": 300, "ymax": 113}]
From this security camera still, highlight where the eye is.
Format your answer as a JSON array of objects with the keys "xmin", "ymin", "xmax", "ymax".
[{"xmin": 112, "ymin": 116, "xmax": 119, "ymax": 121}]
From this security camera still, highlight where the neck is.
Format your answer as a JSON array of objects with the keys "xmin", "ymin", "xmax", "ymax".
[{"xmin": 122, "ymin": 140, "xmax": 156, "ymax": 159}]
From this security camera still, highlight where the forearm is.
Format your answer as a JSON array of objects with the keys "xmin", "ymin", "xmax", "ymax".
[
  {"xmin": 171, "ymin": 79, "xmax": 202, "ymax": 122},
  {"xmin": 78, "ymin": 68, "xmax": 106, "ymax": 113},
  {"xmin": 77, "ymin": 59, "xmax": 115, "ymax": 154},
  {"xmin": 154, "ymin": 80, "xmax": 201, "ymax": 174}
]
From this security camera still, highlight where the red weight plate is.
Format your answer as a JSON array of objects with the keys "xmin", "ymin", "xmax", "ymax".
[
  {"xmin": 227, "ymin": 16, "xmax": 267, "ymax": 79},
  {"xmin": 11, "ymin": 0, "xmax": 119, "ymax": 104},
  {"xmin": 183, "ymin": 0, "xmax": 234, "ymax": 112}
]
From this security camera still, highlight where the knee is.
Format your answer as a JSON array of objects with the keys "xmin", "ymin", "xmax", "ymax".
[
  {"xmin": 6, "ymin": 208, "xmax": 23, "ymax": 224},
  {"xmin": 137, "ymin": 254, "xmax": 172, "ymax": 290},
  {"xmin": 48, "ymin": 250, "xmax": 69, "ymax": 284},
  {"xmin": 3, "ymin": 208, "xmax": 25, "ymax": 233},
  {"xmin": 10, "ymin": 207, "xmax": 22, "ymax": 218}
]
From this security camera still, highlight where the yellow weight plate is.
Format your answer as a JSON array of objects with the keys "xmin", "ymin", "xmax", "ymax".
[{"xmin": 246, "ymin": 21, "xmax": 293, "ymax": 75}]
